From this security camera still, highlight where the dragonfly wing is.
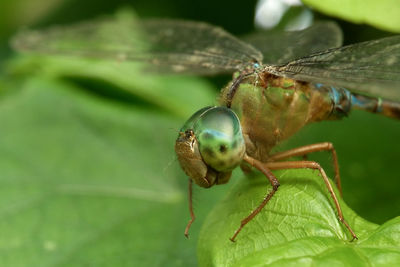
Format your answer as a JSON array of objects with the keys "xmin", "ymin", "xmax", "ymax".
[
  {"xmin": 268, "ymin": 35, "xmax": 400, "ymax": 101},
  {"xmin": 11, "ymin": 12, "xmax": 263, "ymax": 75},
  {"xmin": 138, "ymin": 19, "xmax": 263, "ymax": 74},
  {"xmin": 243, "ymin": 21, "xmax": 343, "ymax": 65}
]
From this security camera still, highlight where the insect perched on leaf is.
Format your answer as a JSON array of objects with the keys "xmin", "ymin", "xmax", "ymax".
[{"xmin": 12, "ymin": 11, "xmax": 400, "ymax": 242}]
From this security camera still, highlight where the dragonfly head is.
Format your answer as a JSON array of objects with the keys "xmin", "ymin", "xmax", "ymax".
[{"xmin": 175, "ymin": 106, "xmax": 246, "ymax": 188}]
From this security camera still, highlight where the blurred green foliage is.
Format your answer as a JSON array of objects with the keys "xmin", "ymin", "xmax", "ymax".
[
  {"xmin": 304, "ymin": 0, "xmax": 400, "ymax": 33},
  {"xmin": 0, "ymin": 0, "xmax": 399, "ymax": 266}
]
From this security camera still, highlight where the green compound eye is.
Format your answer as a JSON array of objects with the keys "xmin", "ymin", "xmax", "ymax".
[
  {"xmin": 192, "ymin": 107, "xmax": 245, "ymax": 172},
  {"xmin": 179, "ymin": 106, "xmax": 213, "ymax": 132}
]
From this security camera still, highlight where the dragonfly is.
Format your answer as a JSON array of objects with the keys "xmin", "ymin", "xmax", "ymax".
[{"xmin": 11, "ymin": 11, "xmax": 400, "ymax": 242}]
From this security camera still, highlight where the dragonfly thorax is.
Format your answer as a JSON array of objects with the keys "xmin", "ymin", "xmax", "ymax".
[{"xmin": 220, "ymin": 73, "xmax": 335, "ymax": 161}]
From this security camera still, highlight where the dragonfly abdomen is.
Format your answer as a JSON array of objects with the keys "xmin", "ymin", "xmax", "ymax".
[
  {"xmin": 314, "ymin": 84, "xmax": 400, "ymax": 119},
  {"xmin": 351, "ymin": 93, "xmax": 400, "ymax": 120},
  {"xmin": 318, "ymin": 84, "xmax": 400, "ymax": 120}
]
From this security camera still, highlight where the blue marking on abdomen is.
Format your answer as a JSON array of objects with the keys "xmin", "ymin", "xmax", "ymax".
[
  {"xmin": 314, "ymin": 83, "xmax": 385, "ymax": 116},
  {"xmin": 329, "ymin": 86, "xmax": 352, "ymax": 115},
  {"xmin": 313, "ymin": 83, "xmax": 352, "ymax": 116}
]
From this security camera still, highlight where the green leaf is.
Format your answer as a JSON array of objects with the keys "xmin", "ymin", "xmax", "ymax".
[
  {"xmin": 198, "ymin": 169, "xmax": 400, "ymax": 266},
  {"xmin": 303, "ymin": 0, "xmax": 400, "ymax": 33},
  {"xmin": 7, "ymin": 55, "xmax": 214, "ymax": 118},
  {"xmin": 0, "ymin": 53, "xmax": 228, "ymax": 265}
]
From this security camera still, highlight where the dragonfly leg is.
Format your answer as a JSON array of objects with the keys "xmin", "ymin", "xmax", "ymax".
[
  {"xmin": 226, "ymin": 71, "xmax": 254, "ymax": 108},
  {"xmin": 184, "ymin": 178, "xmax": 195, "ymax": 238},
  {"xmin": 230, "ymin": 154, "xmax": 280, "ymax": 242},
  {"xmin": 264, "ymin": 160, "xmax": 357, "ymax": 241},
  {"xmin": 268, "ymin": 142, "xmax": 342, "ymax": 196}
]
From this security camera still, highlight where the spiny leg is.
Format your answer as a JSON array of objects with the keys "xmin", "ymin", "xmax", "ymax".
[
  {"xmin": 265, "ymin": 160, "xmax": 357, "ymax": 241},
  {"xmin": 226, "ymin": 70, "xmax": 255, "ymax": 108},
  {"xmin": 184, "ymin": 178, "xmax": 195, "ymax": 238},
  {"xmin": 268, "ymin": 142, "xmax": 342, "ymax": 196},
  {"xmin": 230, "ymin": 154, "xmax": 280, "ymax": 242}
]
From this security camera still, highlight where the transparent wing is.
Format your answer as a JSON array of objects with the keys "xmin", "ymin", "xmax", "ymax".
[
  {"xmin": 243, "ymin": 21, "xmax": 343, "ymax": 65},
  {"xmin": 267, "ymin": 35, "xmax": 400, "ymax": 101},
  {"xmin": 11, "ymin": 12, "xmax": 263, "ymax": 75}
]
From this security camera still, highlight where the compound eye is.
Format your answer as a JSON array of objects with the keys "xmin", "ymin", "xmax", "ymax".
[{"xmin": 194, "ymin": 107, "xmax": 245, "ymax": 172}]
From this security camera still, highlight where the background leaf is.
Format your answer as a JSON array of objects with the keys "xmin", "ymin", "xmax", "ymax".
[
  {"xmin": 303, "ymin": 0, "xmax": 400, "ymax": 33},
  {"xmin": 0, "ymin": 54, "xmax": 229, "ymax": 266}
]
